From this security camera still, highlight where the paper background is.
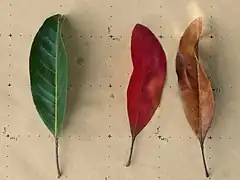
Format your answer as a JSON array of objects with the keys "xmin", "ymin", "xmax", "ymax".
[{"xmin": 0, "ymin": 0, "xmax": 239, "ymax": 179}]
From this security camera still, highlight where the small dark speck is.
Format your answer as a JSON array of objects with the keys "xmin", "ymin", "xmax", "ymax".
[
  {"xmin": 208, "ymin": 136, "xmax": 212, "ymax": 140},
  {"xmin": 209, "ymin": 35, "xmax": 214, "ymax": 39},
  {"xmin": 110, "ymin": 93, "xmax": 114, "ymax": 98},
  {"xmin": 109, "ymin": 84, "xmax": 112, "ymax": 88},
  {"xmin": 169, "ymin": 86, "xmax": 172, "ymax": 88},
  {"xmin": 108, "ymin": 134, "xmax": 112, "ymax": 138},
  {"xmin": 159, "ymin": 35, "xmax": 164, "ymax": 39},
  {"xmin": 110, "ymin": 5, "xmax": 113, "ymax": 7},
  {"xmin": 212, "ymin": 88, "xmax": 221, "ymax": 93},
  {"xmin": 3, "ymin": 127, "xmax": 6, "ymax": 134},
  {"xmin": 77, "ymin": 57, "xmax": 84, "ymax": 66},
  {"xmin": 60, "ymin": 4, "xmax": 63, "ymax": 7},
  {"xmin": 6, "ymin": 134, "xmax": 9, "ymax": 138},
  {"xmin": 112, "ymin": 37, "xmax": 120, "ymax": 41},
  {"xmin": 108, "ymin": 125, "xmax": 111, "ymax": 128},
  {"xmin": 109, "ymin": 35, "xmax": 114, "ymax": 38},
  {"xmin": 8, "ymin": 83, "xmax": 11, "ymax": 87}
]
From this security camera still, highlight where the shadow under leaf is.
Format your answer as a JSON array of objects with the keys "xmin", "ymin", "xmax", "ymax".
[
  {"xmin": 61, "ymin": 15, "xmax": 89, "ymax": 133},
  {"xmin": 199, "ymin": 18, "xmax": 228, "ymax": 130}
]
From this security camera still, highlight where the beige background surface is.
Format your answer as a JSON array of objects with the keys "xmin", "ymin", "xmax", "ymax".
[{"xmin": 0, "ymin": 0, "xmax": 239, "ymax": 179}]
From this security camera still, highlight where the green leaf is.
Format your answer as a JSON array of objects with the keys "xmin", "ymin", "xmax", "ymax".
[{"xmin": 29, "ymin": 14, "xmax": 68, "ymax": 138}]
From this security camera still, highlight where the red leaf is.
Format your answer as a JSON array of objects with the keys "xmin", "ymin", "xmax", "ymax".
[{"xmin": 126, "ymin": 24, "xmax": 167, "ymax": 166}]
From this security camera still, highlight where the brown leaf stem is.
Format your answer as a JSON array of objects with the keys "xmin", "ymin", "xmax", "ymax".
[
  {"xmin": 55, "ymin": 137, "xmax": 62, "ymax": 178},
  {"xmin": 126, "ymin": 136, "xmax": 136, "ymax": 167},
  {"xmin": 200, "ymin": 142, "xmax": 209, "ymax": 178}
]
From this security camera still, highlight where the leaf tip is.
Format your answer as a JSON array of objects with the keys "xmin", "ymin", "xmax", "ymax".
[{"xmin": 191, "ymin": 16, "xmax": 203, "ymax": 34}]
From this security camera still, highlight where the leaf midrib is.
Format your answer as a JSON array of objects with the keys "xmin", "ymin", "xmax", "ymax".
[
  {"xmin": 195, "ymin": 53, "xmax": 202, "ymax": 142},
  {"xmin": 54, "ymin": 17, "xmax": 60, "ymax": 137}
]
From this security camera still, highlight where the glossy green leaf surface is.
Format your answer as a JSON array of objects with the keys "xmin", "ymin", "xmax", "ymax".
[{"xmin": 29, "ymin": 14, "xmax": 68, "ymax": 138}]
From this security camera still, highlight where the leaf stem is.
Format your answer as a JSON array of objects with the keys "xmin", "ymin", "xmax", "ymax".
[
  {"xmin": 126, "ymin": 136, "xmax": 136, "ymax": 167},
  {"xmin": 55, "ymin": 137, "xmax": 62, "ymax": 178},
  {"xmin": 200, "ymin": 142, "xmax": 209, "ymax": 178}
]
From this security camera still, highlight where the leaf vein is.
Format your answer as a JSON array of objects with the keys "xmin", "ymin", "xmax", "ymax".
[
  {"xmin": 37, "ymin": 71, "xmax": 55, "ymax": 88},
  {"xmin": 40, "ymin": 45, "xmax": 56, "ymax": 59},
  {"xmin": 39, "ymin": 58, "xmax": 55, "ymax": 74}
]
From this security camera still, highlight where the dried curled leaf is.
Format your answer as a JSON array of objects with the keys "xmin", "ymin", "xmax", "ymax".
[
  {"xmin": 176, "ymin": 17, "xmax": 214, "ymax": 177},
  {"xmin": 126, "ymin": 24, "xmax": 167, "ymax": 166}
]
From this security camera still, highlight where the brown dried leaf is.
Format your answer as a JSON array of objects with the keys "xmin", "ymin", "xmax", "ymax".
[{"xmin": 176, "ymin": 17, "xmax": 214, "ymax": 177}]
